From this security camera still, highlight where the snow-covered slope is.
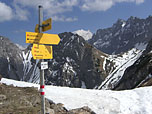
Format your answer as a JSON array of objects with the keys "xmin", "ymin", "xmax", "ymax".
[
  {"xmin": 15, "ymin": 44, "xmax": 26, "ymax": 50},
  {"xmin": 98, "ymin": 48, "xmax": 143, "ymax": 89},
  {"xmin": 21, "ymin": 50, "xmax": 40, "ymax": 83},
  {"xmin": 73, "ymin": 29, "xmax": 93, "ymax": 40},
  {"xmin": 1, "ymin": 78, "xmax": 152, "ymax": 114}
]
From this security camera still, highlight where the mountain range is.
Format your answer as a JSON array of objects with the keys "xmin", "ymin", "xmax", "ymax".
[
  {"xmin": 1, "ymin": 16, "xmax": 152, "ymax": 90},
  {"xmin": 89, "ymin": 16, "xmax": 152, "ymax": 54}
]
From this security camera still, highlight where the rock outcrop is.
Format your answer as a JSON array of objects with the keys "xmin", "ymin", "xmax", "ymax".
[{"xmin": 0, "ymin": 83, "xmax": 95, "ymax": 114}]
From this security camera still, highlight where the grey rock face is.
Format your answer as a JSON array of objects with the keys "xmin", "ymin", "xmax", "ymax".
[
  {"xmin": 44, "ymin": 32, "xmax": 114, "ymax": 89},
  {"xmin": 0, "ymin": 36, "xmax": 24, "ymax": 80},
  {"xmin": 69, "ymin": 106, "xmax": 96, "ymax": 114},
  {"xmin": 0, "ymin": 83, "xmax": 95, "ymax": 114},
  {"xmin": 0, "ymin": 37, "xmax": 39, "ymax": 83},
  {"xmin": 89, "ymin": 16, "xmax": 152, "ymax": 54},
  {"xmin": 0, "ymin": 33, "xmax": 115, "ymax": 89}
]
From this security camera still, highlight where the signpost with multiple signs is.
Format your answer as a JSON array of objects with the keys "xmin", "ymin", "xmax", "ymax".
[{"xmin": 25, "ymin": 5, "xmax": 60, "ymax": 114}]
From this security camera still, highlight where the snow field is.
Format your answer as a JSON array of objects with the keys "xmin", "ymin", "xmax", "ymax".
[{"xmin": 1, "ymin": 78, "xmax": 152, "ymax": 114}]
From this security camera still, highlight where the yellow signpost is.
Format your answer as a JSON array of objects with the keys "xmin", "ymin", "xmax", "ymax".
[
  {"xmin": 26, "ymin": 6, "xmax": 61, "ymax": 114},
  {"xmin": 35, "ymin": 18, "xmax": 52, "ymax": 32},
  {"xmin": 32, "ymin": 44, "xmax": 53, "ymax": 59},
  {"xmin": 26, "ymin": 32, "xmax": 60, "ymax": 45}
]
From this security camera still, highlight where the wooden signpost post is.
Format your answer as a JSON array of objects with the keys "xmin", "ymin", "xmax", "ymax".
[{"xmin": 25, "ymin": 5, "xmax": 60, "ymax": 114}]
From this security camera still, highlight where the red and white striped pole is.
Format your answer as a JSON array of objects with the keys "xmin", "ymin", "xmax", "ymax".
[{"xmin": 40, "ymin": 85, "xmax": 45, "ymax": 95}]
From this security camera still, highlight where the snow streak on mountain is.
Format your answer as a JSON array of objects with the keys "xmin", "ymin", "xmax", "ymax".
[{"xmin": 98, "ymin": 48, "xmax": 143, "ymax": 89}]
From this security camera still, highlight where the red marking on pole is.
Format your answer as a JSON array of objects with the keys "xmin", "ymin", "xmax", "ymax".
[
  {"xmin": 41, "ymin": 92, "xmax": 45, "ymax": 95},
  {"xmin": 40, "ymin": 85, "xmax": 45, "ymax": 88}
]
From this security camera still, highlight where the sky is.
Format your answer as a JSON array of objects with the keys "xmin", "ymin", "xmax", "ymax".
[{"xmin": 0, "ymin": 0, "xmax": 152, "ymax": 46}]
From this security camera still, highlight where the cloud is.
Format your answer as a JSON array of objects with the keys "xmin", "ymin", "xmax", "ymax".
[
  {"xmin": 80, "ymin": 0, "xmax": 145, "ymax": 11},
  {"xmin": 81, "ymin": 0, "xmax": 113, "ymax": 11},
  {"xmin": 13, "ymin": 0, "xmax": 78, "ymax": 22},
  {"xmin": 13, "ymin": 4, "xmax": 29, "ymax": 21},
  {"xmin": 135, "ymin": 0, "xmax": 144, "ymax": 4},
  {"xmin": 0, "ymin": 2, "xmax": 13, "ymax": 22},
  {"xmin": 65, "ymin": 17, "xmax": 78, "ymax": 22},
  {"xmin": 52, "ymin": 15, "xmax": 78, "ymax": 22},
  {"xmin": 115, "ymin": 0, "xmax": 144, "ymax": 4},
  {"xmin": 0, "ymin": 0, "xmax": 145, "ymax": 22}
]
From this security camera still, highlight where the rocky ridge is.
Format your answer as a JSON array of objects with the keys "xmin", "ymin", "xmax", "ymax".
[
  {"xmin": 0, "ymin": 36, "xmax": 23, "ymax": 80},
  {"xmin": 89, "ymin": 16, "xmax": 152, "ymax": 54}
]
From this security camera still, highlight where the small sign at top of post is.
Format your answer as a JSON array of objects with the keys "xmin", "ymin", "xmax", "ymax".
[{"xmin": 35, "ymin": 18, "xmax": 52, "ymax": 33}]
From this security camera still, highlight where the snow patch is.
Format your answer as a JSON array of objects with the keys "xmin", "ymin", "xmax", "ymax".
[
  {"xmin": 15, "ymin": 44, "xmax": 26, "ymax": 50},
  {"xmin": 81, "ymin": 81, "xmax": 86, "ymax": 89},
  {"xmin": 94, "ymin": 40, "xmax": 110, "ymax": 48},
  {"xmin": 73, "ymin": 29, "xmax": 93, "ymax": 40},
  {"xmin": 114, "ymin": 30, "xmax": 120, "ymax": 36},
  {"xmin": 122, "ymin": 22, "xmax": 126, "ymax": 27},
  {"xmin": 7, "ymin": 56, "xmax": 11, "ymax": 71},
  {"xmin": 22, "ymin": 50, "xmax": 40, "ymax": 83},
  {"xmin": 102, "ymin": 57, "xmax": 106, "ymax": 71},
  {"xmin": 63, "ymin": 61, "xmax": 76, "ymax": 75}
]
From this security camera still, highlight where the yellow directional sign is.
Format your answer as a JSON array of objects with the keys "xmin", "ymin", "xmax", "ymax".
[
  {"xmin": 26, "ymin": 32, "xmax": 60, "ymax": 45},
  {"xmin": 32, "ymin": 44, "xmax": 53, "ymax": 59},
  {"xmin": 35, "ymin": 18, "xmax": 52, "ymax": 32}
]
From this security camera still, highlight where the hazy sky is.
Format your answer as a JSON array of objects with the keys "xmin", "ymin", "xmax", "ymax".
[{"xmin": 0, "ymin": 0, "xmax": 152, "ymax": 46}]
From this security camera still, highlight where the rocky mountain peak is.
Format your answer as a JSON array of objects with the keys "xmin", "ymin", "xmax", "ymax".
[
  {"xmin": 89, "ymin": 16, "xmax": 152, "ymax": 54},
  {"xmin": 45, "ymin": 32, "xmax": 114, "ymax": 89},
  {"xmin": 112, "ymin": 18, "xmax": 126, "ymax": 28},
  {"xmin": 0, "ymin": 36, "xmax": 21, "ymax": 57},
  {"xmin": 73, "ymin": 29, "xmax": 93, "ymax": 41}
]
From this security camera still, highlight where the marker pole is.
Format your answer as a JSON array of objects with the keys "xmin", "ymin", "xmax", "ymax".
[{"xmin": 39, "ymin": 5, "xmax": 45, "ymax": 114}]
